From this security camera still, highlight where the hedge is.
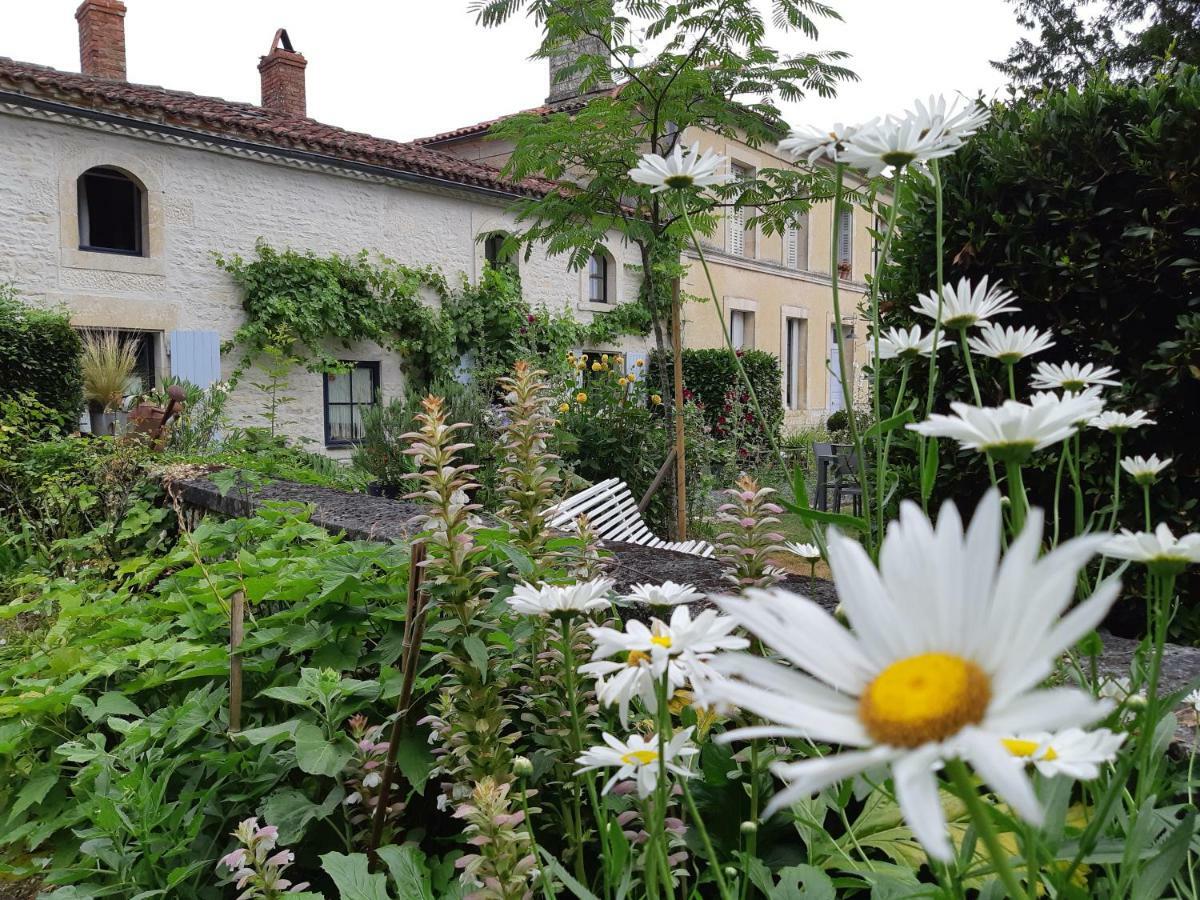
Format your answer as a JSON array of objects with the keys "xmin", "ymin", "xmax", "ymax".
[
  {"xmin": 651, "ymin": 347, "xmax": 783, "ymax": 445},
  {"xmin": 0, "ymin": 286, "xmax": 83, "ymax": 431},
  {"xmin": 880, "ymin": 65, "xmax": 1200, "ymax": 630}
]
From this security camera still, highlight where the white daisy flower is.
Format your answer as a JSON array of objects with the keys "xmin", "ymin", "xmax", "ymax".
[
  {"xmin": 911, "ymin": 277, "xmax": 1020, "ymax": 330},
  {"xmin": 1002, "ymin": 728, "xmax": 1125, "ymax": 779},
  {"xmin": 1120, "ymin": 454, "xmax": 1171, "ymax": 484},
  {"xmin": 704, "ymin": 491, "xmax": 1118, "ymax": 861},
  {"xmin": 625, "ymin": 581, "xmax": 705, "ymax": 608},
  {"xmin": 1028, "ymin": 387, "xmax": 1106, "ymax": 426},
  {"xmin": 839, "ymin": 115, "xmax": 956, "ymax": 177},
  {"xmin": 875, "ymin": 325, "xmax": 946, "ymax": 361},
  {"xmin": 908, "ymin": 394, "xmax": 1100, "ymax": 462},
  {"xmin": 575, "ymin": 728, "xmax": 698, "ymax": 797},
  {"xmin": 1089, "ymin": 410, "xmax": 1155, "ymax": 433},
  {"xmin": 507, "ymin": 578, "xmax": 614, "ymax": 617},
  {"xmin": 1030, "ymin": 362, "xmax": 1120, "ymax": 392},
  {"xmin": 579, "ymin": 653, "xmax": 687, "ymax": 727},
  {"xmin": 587, "ymin": 605, "xmax": 748, "ymax": 675},
  {"xmin": 629, "ymin": 142, "xmax": 729, "ymax": 193},
  {"xmin": 1102, "ymin": 523, "xmax": 1200, "ymax": 573},
  {"xmin": 905, "ymin": 95, "xmax": 991, "ymax": 150},
  {"xmin": 784, "ymin": 542, "xmax": 822, "ymax": 560},
  {"xmin": 1184, "ymin": 688, "xmax": 1200, "ymax": 714},
  {"xmin": 967, "ymin": 323, "xmax": 1055, "ymax": 364},
  {"xmin": 778, "ymin": 122, "xmax": 866, "ymax": 166}
]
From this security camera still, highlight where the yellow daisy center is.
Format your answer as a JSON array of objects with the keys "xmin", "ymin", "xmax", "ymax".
[
  {"xmin": 859, "ymin": 652, "xmax": 990, "ymax": 748},
  {"xmin": 1003, "ymin": 738, "xmax": 1058, "ymax": 761},
  {"xmin": 620, "ymin": 749, "xmax": 659, "ymax": 766},
  {"xmin": 626, "ymin": 650, "xmax": 652, "ymax": 667},
  {"xmin": 650, "ymin": 635, "xmax": 673, "ymax": 649}
]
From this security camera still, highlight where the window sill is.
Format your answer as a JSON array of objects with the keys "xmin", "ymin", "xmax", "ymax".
[
  {"xmin": 576, "ymin": 299, "xmax": 616, "ymax": 314},
  {"xmin": 60, "ymin": 246, "xmax": 166, "ymax": 277}
]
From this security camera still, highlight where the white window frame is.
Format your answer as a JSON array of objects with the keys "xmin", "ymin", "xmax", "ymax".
[
  {"xmin": 780, "ymin": 305, "xmax": 809, "ymax": 411},
  {"xmin": 725, "ymin": 296, "xmax": 757, "ymax": 350}
]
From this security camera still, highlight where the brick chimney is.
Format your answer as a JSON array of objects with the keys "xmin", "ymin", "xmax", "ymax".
[
  {"xmin": 258, "ymin": 29, "xmax": 307, "ymax": 118},
  {"xmin": 76, "ymin": 0, "xmax": 126, "ymax": 81}
]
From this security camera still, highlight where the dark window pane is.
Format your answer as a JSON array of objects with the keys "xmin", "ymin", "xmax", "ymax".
[
  {"xmin": 325, "ymin": 361, "xmax": 380, "ymax": 445},
  {"xmin": 80, "ymin": 168, "xmax": 141, "ymax": 255}
]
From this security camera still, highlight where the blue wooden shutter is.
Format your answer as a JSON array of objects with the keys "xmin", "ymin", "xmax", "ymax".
[{"xmin": 169, "ymin": 330, "xmax": 221, "ymax": 388}]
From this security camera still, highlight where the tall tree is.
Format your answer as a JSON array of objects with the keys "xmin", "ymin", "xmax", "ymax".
[
  {"xmin": 470, "ymin": 0, "xmax": 855, "ymax": 358},
  {"xmin": 994, "ymin": 0, "xmax": 1200, "ymax": 88}
]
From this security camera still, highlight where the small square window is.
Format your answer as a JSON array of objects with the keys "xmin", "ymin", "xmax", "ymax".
[{"xmin": 324, "ymin": 361, "xmax": 380, "ymax": 446}]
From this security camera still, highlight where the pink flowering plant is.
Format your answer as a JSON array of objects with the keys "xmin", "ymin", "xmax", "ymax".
[{"xmin": 216, "ymin": 818, "xmax": 309, "ymax": 898}]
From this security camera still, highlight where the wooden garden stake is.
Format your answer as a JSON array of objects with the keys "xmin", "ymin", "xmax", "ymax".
[
  {"xmin": 228, "ymin": 591, "xmax": 245, "ymax": 734},
  {"xmin": 369, "ymin": 541, "xmax": 428, "ymax": 856},
  {"xmin": 671, "ymin": 277, "xmax": 688, "ymax": 540}
]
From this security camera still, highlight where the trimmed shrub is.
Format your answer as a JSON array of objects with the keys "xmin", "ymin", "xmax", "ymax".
[
  {"xmin": 880, "ymin": 65, "xmax": 1200, "ymax": 628},
  {"xmin": 0, "ymin": 286, "xmax": 83, "ymax": 430},
  {"xmin": 651, "ymin": 347, "xmax": 784, "ymax": 445}
]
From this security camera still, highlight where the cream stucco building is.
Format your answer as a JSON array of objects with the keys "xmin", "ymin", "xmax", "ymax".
[
  {"xmin": 0, "ymin": 1, "xmax": 647, "ymax": 454},
  {"xmin": 419, "ymin": 76, "xmax": 877, "ymax": 430}
]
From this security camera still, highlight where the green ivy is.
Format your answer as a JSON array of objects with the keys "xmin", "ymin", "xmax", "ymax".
[{"xmin": 216, "ymin": 242, "xmax": 652, "ymax": 391}]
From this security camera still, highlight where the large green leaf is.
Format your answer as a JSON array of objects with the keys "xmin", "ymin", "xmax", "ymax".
[
  {"xmin": 294, "ymin": 722, "xmax": 353, "ymax": 777},
  {"xmin": 393, "ymin": 733, "xmax": 436, "ymax": 794},
  {"xmin": 261, "ymin": 786, "xmax": 343, "ymax": 845},
  {"xmin": 376, "ymin": 844, "xmax": 435, "ymax": 900},
  {"xmin": 320, "ymin": 851, "xmax": 392, "ymax": 900},
  {"xmin": 1132, "ymin": 809, "xmax": 1196, "ymax": 900},
  {"xmin": 769, "ymin": 865, "xmax": 835, "ymax": 900}
]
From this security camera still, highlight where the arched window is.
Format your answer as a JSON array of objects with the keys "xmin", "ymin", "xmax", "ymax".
[
  {"xmin": 78, "ymin": 166, "xmax": 145, "ymax": 256},
  {"xmin": 483, "ymin": 231, "xmax": 515, "ymax": 270},
  {"xmin": 588, "ymin": 250, "xmax": 611, "ymax": 303}
]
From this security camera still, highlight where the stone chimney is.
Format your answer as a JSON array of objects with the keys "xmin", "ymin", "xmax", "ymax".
[
  {"xmin": 546, "ymin": 32, "xmax": 612, "ymax": 104},
  {"xmin": 76, "ymin": 0, "xmax": 127, "ymax": 81},
  {"xmin": 258, "ymin": 29, "xmax": 307, "ymax": 118}
]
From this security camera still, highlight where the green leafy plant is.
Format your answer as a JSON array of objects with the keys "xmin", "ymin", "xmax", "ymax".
[{"xmin": 0, "ymin": 285, "xmax": 83, "ymax": 432}]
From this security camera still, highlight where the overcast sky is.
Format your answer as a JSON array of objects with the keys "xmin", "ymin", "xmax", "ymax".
[{"xmin": 4, "ymin": 1, "xmax": 1028, "ymax": 143}]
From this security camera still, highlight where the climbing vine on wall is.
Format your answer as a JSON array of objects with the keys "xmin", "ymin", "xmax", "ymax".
[{"xmin": 215, "ymin": 241, "xmax": 652, "ymax": 390}]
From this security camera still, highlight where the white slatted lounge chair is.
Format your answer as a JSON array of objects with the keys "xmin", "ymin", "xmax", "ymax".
[{"xmin": 547, "ymin": 477, "xmax": 714, "ymax": 558}]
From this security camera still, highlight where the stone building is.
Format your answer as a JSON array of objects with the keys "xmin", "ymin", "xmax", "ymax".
[
  {"xmin": 0, "ymin": 1, "xmax": 646, "ymax": 453},
  {"xmin": 417, "ymin": 45, "xmax": 876, "ymax": 428}
]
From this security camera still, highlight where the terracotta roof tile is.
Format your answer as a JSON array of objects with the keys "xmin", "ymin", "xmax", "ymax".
[
  {"xmin": 0, "ymin": 57, "xmax": 557, "ymax": 198},
  {"xmin": 414, "ymin": 86, "xmax": 620, "ymax": 145}
]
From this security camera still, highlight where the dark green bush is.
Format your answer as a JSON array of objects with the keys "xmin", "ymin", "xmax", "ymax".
[
  {"xmin": 650, "ymin": 347, "xmax": 784, "ymax": 444},
  {"xmin": 880, "ymin": 65, "xmax": 1200, "ymax": 628},
  {"xmin": 0, "ymin": 286, "xmax": 83, "ymax": 430}
]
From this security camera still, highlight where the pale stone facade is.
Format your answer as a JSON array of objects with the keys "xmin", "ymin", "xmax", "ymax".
[
  {"xmin": 679, "ymin": 127, "xmax": 874, "ymax": 427},
  {"xmin": 0, "ymin": 100, "xmax": 644, "ymax": 455},
  {"xmin": 423, "ymin": 122, "xmax": 876, "ymax": 430}
]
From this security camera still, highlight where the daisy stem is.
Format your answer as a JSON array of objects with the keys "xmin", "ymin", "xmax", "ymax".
[
  {"xmin": 923, "ymin": 159, "xmax": 946, "ymax": 420},
  {"xmin": 879, "ymin": 362, "xmax": 910, "ymax": 511},
  {"xmin": 1095, "ymin": 434, "xmax": 1123, "ymax": 586},
  {"xmin": 1051, "ymin": 443, "xmax": 1068, "ymax": 548},
  {"xmin": 679, "ymin": 204, "xmax": 787, "ymax": 476},
  {"xmin": 824, "ymin": 164, "xmax": 874, "ymax": 546},
  {"xmin": 1142, "ymin": 483, "xmax": 1152, "ymax": 531},
  {"xmin": 1136, "ymin": 572, "xmax": 1177, "ymax": 808},
  {"xmin": 945, "ymin": 758, "xmax": 1030, "ymax": 900},
  {"xmin": 871, "ymin": 170, "xmax": 903, "ymax": 540},
  {"xmin": 519, "ymin": 785, "xmax": 556, "ymax": 900},
  {"xmin": 681, "ymin": 779, "xmax": 733, "ymax": 900},
  {"xmin": 1071, "ymin": 433, "xmax": 1085, "ymax": 535},
  {"xmin": 740, "ymin": 739, "xmax": 761, "ymax": 900},
  {"xmin": 654, "ymin": 670, "xmax": 673, "ymax": 896},
  {"xmin": 1005, "ymin": 362, "xmax": 1017, "ymax": 400},
  {"xmin": 957, "ymin": 327, "xmax": 998, "ymax": 488},
  {"xmin": 1004, "ymin": 461, "xmax": 1028, "ymax": 535},
  {"xmin": 559, "ymin": 620, "xmax": 605, "ymax": 891}
]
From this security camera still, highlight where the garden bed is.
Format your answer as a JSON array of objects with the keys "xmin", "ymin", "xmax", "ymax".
[{"xmin": 172, "ymin": 472, "xmax": 1200, "ymax": 726}]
